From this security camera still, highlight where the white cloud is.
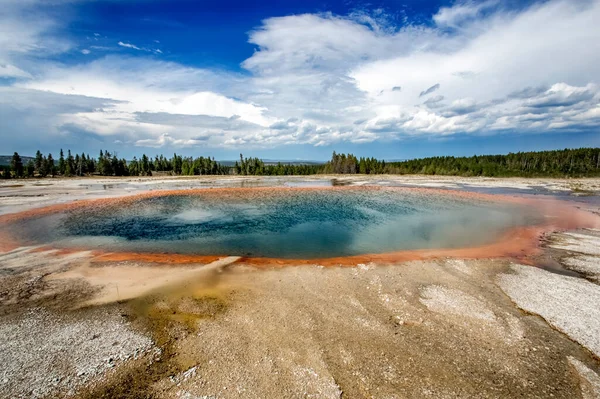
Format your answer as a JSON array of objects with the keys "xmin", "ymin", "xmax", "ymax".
[
  {"xmin": 118, "ymin": 41, "xmax": 142, "ymax": 51},
  {"xmin": 118, "ymin": 41, "xmax": 163, "ymax": 55},
  {"xmin": 0, "ymin": 0, "xmax": 599, "ymax": 150},
  {"xmin": 17, "ymin": 57, "xmax": 273, "ymax": 147},
  {"xmin": 237, "ymin": 0, "xmax": 599, "ymax": 144},
  {"xmin": 348, "ymin": 0, "xmax": 600, "ymax": 135},
  {"xmin": 433, "ymin": 0, "xmax": 499, "ymax": 28},
  {"xmin": 0, "ymin": 63, "xmax": 32, "ymax": 79},
  {"xmin": 0, "ymin": 0, "xmax": 71, "ymax": 79}
]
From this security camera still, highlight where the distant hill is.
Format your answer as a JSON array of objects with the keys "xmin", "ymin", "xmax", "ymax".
[{"xmin": 0, "ymin": 155, "xmax": 35, "ymax": 166}]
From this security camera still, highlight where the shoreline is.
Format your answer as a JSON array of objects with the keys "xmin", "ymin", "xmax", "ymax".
[{"xmin": 2, "ymin": 185, "xmax": 598, "ymax": 265}]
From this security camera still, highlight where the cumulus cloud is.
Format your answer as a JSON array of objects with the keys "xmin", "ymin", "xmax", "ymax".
[
  {"xmin": 0, "ymin": 86, "xmax": 125, "ymax": 150},
  {"xmin": 13, "ymin": 56, "xmax": 278, "ymax": 149},
  {"xmin": 445, "ymin": 98, "xmax": 479, "ymax": 116},
  {"xmin": 0, "ymin": 0, "xmax": 599, "ymax": 151},
  {"xmin": 523, "ymin": 83, "xmax": 596, "ymax": 108},
  {"xmin": 349, "ymin": 0, "xmax": 600, "ymax": 135},
  {"xmin": 134, "ymin": 133, "xmax": 202, "ymax": 148},
  {"xmin": 423, "ymin": 95, "xmax": 445, "ymax": 109}
]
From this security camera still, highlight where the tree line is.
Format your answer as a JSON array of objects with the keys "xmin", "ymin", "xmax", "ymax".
[
  {"xmin": 0, "ymin": 150, "xmax": 321, "ymax": 178},
  {"xmin": 234, "ymin": 154, "xmax": 321, "ymax": 176},
  {"xmin": 321, "ymin": 148, "xmax": 600, "ymax": 177},
  {"xmin": 2, "ymin": 147, "xmax": 599, "ymax": 178},
  {"xmin": 321, "ymin": 152, "xmax": 388, "ymax": 174},
  {"xmin": 386, "ymin": 148, "xmax": 600, "ymax": 177}
]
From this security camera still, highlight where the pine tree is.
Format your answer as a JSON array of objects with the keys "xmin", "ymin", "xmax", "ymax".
[
  {"xmin": 46, "ymin": 153, "xmax": 55, "ymax": 177},
  {"xmin": 38, "ymin": 153, "xmax": 48, "ymax": 177},
  {"xmin": 2, "ymin": 166, "xmax": 11, "ymax": 179},
  {"xmin": 239, "ymin": 154, "xmax": 245, "ymax": 175},
  {"xmin": 141, "ymin": 154, "xmax": 149, "ymax": 176},
  {"xmin": 11, "ymin": 152, "xmax": 24, "ymax": 178},
  {"xmin": 25, "ymin": 160, "xmax": 35, "ymax": 177},
  {"xmin": 111, "ymin": 154, "xmax": 119, "ymax": 176},
  {"xmin": 66, "ymin": 149, "xmax": 75, "ymax": 176},
  {"xmin": 129, "ymin": 157, "xmax": 139, "ymax": 176},
  {"xmin": 58, "ymin": 149, "xmax": 66, "ymax": 175},
  {"xmin": 34, "ymin": 150, "xmax": 43, "ymax": 174}
]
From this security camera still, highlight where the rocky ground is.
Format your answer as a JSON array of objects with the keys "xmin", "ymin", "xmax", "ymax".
[{"xmin": 0, "ymin": 177, "xmax": 600, "ymax": 398}]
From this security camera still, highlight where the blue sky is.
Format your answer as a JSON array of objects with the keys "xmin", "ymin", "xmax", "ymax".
[{"xmin": 1, "ymin": 0, "xmax": 599, "ymax": 161}]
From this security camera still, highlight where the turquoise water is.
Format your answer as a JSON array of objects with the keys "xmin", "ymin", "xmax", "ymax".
[{"xmin": 15, "ymin": 189, "xmax": 543, "ymax": 258}]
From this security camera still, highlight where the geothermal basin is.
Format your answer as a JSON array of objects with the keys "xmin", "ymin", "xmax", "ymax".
[
  {"xmin": 3, "ymin": 186, "xmax": 550, "ymax": 261},
  {"xmin": 2, "ymin": 178, "xmax": 600, "ymax": 399}
]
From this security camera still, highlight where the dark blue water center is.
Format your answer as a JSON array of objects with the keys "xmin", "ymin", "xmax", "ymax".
[{"xmin": 19, "ymin": 189, "xmax": 544, "ymax": 258}]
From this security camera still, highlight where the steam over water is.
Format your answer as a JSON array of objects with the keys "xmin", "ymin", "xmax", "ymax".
[{"xmin": 12, "ymin": 189, "xmax": 544, "ymax": 258}]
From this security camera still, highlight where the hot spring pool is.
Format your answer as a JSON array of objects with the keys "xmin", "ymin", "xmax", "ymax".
[{"xmin": 8, "ymin": 187, "xmax": 543, "ymax": 259}]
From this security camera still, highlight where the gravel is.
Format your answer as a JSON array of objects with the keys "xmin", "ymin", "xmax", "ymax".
[
  {"xmin": 498, "ymin": 263, "xmax": 600, "ymax": 358},
  {"xmin": 0, "ymin": 307, "xmax": 153, "ymax": 398}
]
